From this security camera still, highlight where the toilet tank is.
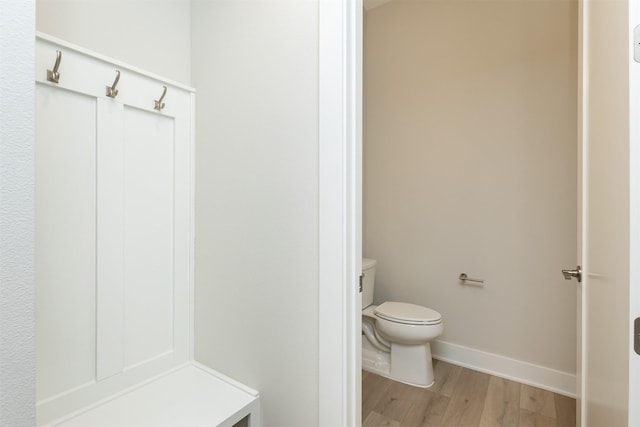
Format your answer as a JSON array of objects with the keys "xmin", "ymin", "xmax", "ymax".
[{"xmin": 362, "ymin": 258, "xmax": 377, "ymax": 308}]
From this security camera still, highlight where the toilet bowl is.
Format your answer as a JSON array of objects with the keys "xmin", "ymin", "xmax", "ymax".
[{"xmin": 361, "ymin": 259, "xmax": 443, "ymax": 388}]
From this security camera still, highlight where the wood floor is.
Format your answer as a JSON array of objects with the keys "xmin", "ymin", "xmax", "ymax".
[{"xmin": 362, "ymin": 360, "xmax": 576, "ymax": 427}]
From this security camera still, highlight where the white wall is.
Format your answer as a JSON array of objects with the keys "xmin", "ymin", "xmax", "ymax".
[
  {"xmin": 365, "ymin": 0, "xmax": 578, "ymax": 379},
  {"xmin": 36, "ymin": 0, "xmax": 191, "ymax": 84},
  {"xmin": 191, "ymin": 1, "xmax": 319, "ymax": 426},
  {"xmin": 0, "ymin": 1, "xmax": 36, "ymax": 425}
]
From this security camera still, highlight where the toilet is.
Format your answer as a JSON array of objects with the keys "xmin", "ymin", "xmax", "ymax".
[{"xmin": 361, "ymin": 258, "xmax": 443, "ymax": 388}]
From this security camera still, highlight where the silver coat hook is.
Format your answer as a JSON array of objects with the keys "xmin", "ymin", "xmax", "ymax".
[
  {"xmin": 47, "ymin": 50, "xmax": 62, "ymax": 83},
  {"xmin": 106, "ymin": 70, "xmax": 120, "ymax": 98},
  {"xmin": 154, "ymin": 85, "xmax": 167, "ymax": 111}
]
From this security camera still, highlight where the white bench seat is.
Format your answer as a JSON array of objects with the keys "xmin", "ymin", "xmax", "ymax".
[{"xmin": 51, "ymin": 363, "xmax": 260, "ymax": 427}]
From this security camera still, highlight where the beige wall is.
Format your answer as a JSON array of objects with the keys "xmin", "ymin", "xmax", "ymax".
[
  {"xmin": 36, "ymin": 0, "xmax": 191, "ymax": 85},
  {"xmin": 365, "ymin": 0, "xmax": 578, "ymax": 374},
  {"xmin": 191, "ymin": 1, "xmax": 319, "ymax": 426}
]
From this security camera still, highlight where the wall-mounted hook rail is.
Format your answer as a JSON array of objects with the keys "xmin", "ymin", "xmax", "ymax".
[
  {"xmin": 459, "ymin": 273, "xmax": 484, "ymax": 285},
  {"xmin": 106, "ymin": 70, "xmax": 121, "ymax": 98},
  {"xmin": 154, "ymin": 85, "xmax": 167, "ymax": 111},
  {"xmin": 47, "ymin": 50, "xmax": 62, "ymax": 83}
]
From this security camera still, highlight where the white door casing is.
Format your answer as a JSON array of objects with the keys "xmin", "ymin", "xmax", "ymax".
[{"xmin": 318, "ymin": 0, "xmax": 362, "ymax": 425}]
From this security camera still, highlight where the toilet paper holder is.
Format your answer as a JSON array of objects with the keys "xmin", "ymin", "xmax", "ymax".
[{"xmin": 459, "ymin": 273, "xmax": 484, "ymax": 285}]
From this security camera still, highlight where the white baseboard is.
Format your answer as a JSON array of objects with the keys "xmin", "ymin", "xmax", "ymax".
[{"xmin": 431, "ymin": 340, "xmax": 576, "ymax": 398}]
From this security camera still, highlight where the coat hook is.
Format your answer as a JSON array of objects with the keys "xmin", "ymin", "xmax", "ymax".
[
  {"xmin": 47, "ymin": 50, "xmax": 62, "ymax": 83},
  {"xmin": 106, "ymin": 70, "xmax": 121, "ymax": 98},
  {"xmin": 154, "ymin": 85, "xmax": 167, "ymax": 111}
]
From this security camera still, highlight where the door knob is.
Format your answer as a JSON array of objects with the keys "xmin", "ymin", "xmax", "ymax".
[{"xmin": 562, "ymin": 266, "xmax": 582, "ymax": 283}]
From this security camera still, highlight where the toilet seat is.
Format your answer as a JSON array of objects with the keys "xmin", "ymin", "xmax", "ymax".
[{"xmin": 374, "ymin": 302, "xmax": 442, "ymax": 325}]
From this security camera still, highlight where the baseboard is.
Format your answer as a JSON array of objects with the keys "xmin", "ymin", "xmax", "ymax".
[{"xmin": 431, "ymin": 340, "xmax": 576, "ymax": 398}]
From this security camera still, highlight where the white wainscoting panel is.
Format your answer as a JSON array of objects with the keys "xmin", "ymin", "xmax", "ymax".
[
  {"xmin": 122, "ymin": 107, "xmax": 175, "ymax": 369},
  {"xmin": 35, "ymin": 31, "xmax": 253, "ymax": 427},
  {"xmin": 36, "ymin": 33, "xmax": 194, "ymax": 425},
  {"xmin": 36, "ymin": 85, "xmax": 97, "ymax": 400}
]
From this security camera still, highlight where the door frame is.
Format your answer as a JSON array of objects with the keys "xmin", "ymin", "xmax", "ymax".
[
  {"xmin": 318, "ymin": 0, "xmax": 640, "ymax": 426},
  {"xmin": 318, "ymin": 0, "xmax": 362, "ymax": 425}
]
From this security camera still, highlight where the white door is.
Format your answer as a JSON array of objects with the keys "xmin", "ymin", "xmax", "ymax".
[{"xmin": 577, "ymin": 0, "xmax": 640, "ymax": 424}]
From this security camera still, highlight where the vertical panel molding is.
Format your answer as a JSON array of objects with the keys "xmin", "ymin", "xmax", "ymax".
[{"xmin": 96, "ymin": 99, "xmax": 125, "ymax": 380}]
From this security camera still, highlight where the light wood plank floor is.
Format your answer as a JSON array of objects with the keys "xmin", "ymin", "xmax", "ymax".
[{"xmin": 362, "ymin": 360, "xmax": 576, "ymax": 427}]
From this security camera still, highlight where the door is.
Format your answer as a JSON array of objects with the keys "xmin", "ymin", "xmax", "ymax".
[{"xmin": 577, "ymin": 0, "xmax": 640, "ymax": 424}]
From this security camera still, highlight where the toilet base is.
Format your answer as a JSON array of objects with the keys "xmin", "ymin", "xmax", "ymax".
[
  {"xmin": 362, "ymin": 336, "xmax": 435, "ymax": 388},
  {"xmin": 390, "ymin": 342, "xmax": 435, "ymax": 387}
]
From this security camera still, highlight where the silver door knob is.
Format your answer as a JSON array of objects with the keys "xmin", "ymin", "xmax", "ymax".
[{"xmin": 562, "ymin": 266, "xmax": 582, "ymax": 283}]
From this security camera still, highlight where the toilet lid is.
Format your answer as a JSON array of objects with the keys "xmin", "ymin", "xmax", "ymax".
[{"xmin": 374, "ymin": 302, "xmax": 442, "ymax": 325}]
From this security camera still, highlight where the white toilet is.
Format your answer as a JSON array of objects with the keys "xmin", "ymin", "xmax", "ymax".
[{"xmin": 361, "ymin": 258, "xmax": 443, "ymax": 388}]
